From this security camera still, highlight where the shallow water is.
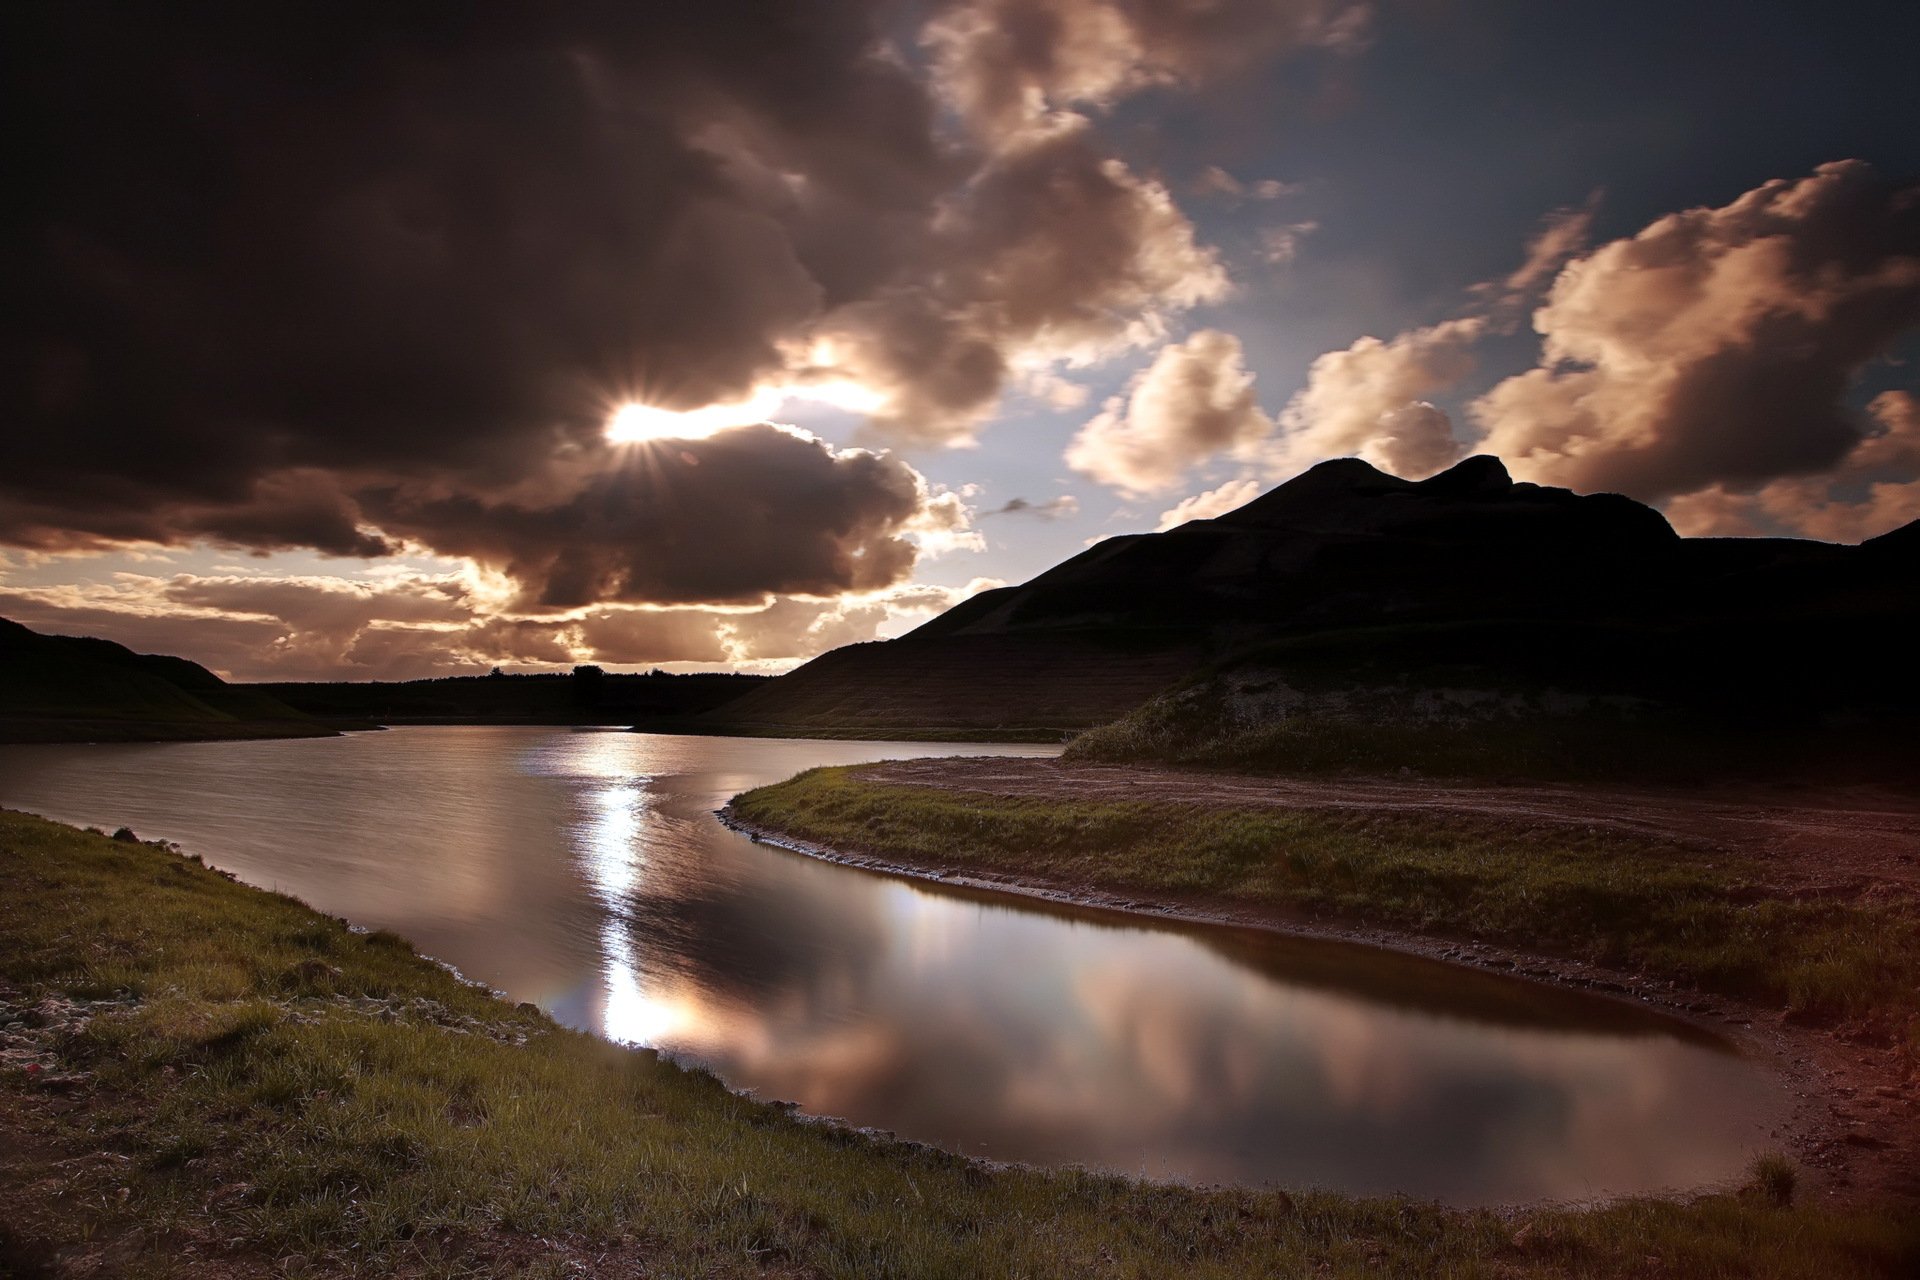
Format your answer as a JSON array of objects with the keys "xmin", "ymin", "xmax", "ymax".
[{"xmin": 0, "ymin": 726, "xmax": 1786, "ymax": 1203}]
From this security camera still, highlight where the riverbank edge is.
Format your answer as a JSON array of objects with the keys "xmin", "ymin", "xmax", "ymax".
[{"xmin": 714, "ymin": 801, "xmax": 1919, "ymax": 1210}]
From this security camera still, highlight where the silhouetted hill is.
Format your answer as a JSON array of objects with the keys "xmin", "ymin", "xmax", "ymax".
[
  {"xmin": 0, "ymin": 617, "xmax": 331, "ymax": 743},
  {"xmin": 259, "ymin": 669, "xmax": 767, "ymax": 726},
  {"xmin": 698, "ymin": 456, "xmax": 1920, "ymax": 746}
]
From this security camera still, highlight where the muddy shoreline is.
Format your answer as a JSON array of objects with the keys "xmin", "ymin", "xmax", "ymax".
[{"xmin": 719, "ymin": 763, "xmax": 1920, "ymax": 1208}]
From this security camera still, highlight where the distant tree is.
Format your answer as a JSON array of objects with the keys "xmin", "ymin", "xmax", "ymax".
[
  {"xmin": 571, "ymin": 663, "xmax": 606, "ymax": 709},
  {"xmin": 488, "ymin": 666, "xmax": 505, "ymax": 679}
]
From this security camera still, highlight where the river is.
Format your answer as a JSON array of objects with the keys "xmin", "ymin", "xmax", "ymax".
[{"xmin": 0, "ymin": 725, "xmax": 1786, "ymax": 1204}]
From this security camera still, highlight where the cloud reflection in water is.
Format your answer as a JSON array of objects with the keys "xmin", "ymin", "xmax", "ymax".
[
  {"xmin": 548, "ymin": 735, "xmax": 1782, "ymax": 1204},
  {"xmin": 0, "ymin": 728, "xmax": 1785, "ymax": 1206}
]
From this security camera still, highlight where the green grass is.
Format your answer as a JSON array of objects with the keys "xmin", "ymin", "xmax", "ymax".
[
  {"xmin": 731, "ymin": 769, "xmax": 1920, "ymax": 1034},
  {"xmin": 4, "ymin": 809, "xmax": 1917, "ymax": 1277}
]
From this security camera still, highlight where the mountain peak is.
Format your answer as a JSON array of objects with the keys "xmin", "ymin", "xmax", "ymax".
[
  {"xmin": 1217, "ymin": 456, "xmax": 1410, "ymax": 526},
  {"xmin": 1417, "ymin": 454, "xmax": 1512, "ymax": 495}
]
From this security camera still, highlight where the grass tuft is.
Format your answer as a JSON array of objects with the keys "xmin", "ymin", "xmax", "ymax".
[{"xmin": 1748, "ymin": 1153, "xmax": 1799, "ymax": 1207}]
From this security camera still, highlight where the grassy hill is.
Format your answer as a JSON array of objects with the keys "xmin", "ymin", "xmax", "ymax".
[
  {"xmin": 0, "ymin": 617, "xmax": 332, "ymax": 743},
  {"xmin": 694, "ymin": 456, "xmax": 1920, "ymax": 765}
]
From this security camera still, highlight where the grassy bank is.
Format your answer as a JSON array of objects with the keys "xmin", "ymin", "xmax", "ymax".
[
  {"xmin": 1057, "ymin": 641, "xmax": 1920, "ymax": 787},
  {"xmin": 731, "ymin": 769, "xmax": 1920, "ymax": 1039},
  {"xmin": 4, "ymin": 811, "xmax": 1917, "ymax": 1278}
]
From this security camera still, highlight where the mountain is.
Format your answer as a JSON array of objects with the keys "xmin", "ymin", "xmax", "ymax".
[
  {"xmin": 0, "ymin": 617, "xmax": 331, "ymax": 743},
  {"xmin": 696, "ymin": 456, "xmax": 1920, "ymax": 744}
]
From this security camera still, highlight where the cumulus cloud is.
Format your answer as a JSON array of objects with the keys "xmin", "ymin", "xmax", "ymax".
[
  {"xmin": 804, "ymin": 120, "xmax": 1229, "ymax": 442},
  {"xmin": 1154, "ymin": 478, "xmax": 1263, "ymax": 529},
  {"xmin": 1473, "ymin": 201, "xmax": 1598, "ymax": 309},
  {"xmin": 0, "ymin": 566, "xmax": 1011, "ymax": 681},
  {"xmin": 1195, "ymin": 166, "xmax": 1301, "ymax": 202},
  {"xmin": 1249, "ymin": 162, "xmax": 1920, "ymax": 538},
  {"xmin": 1472, "ymin": 161, "xmax": 1920, "ymax": 499},
  {"xmin": 1275, "ymin": 318, "xmax": 1485, "ymax": 478},
  {"xmin": 1259, "ymin": 162, "xmax": 1920, "ymax": 536},
  {"xmin": 1662, "ymin": 390, "xmax": 1920, "ymax": 541},
  {"xmin": 1259, "ymin": 221, "xmax": 1321, "ymax": 265},
  {"xmin": 1067, "ymin": 330, "xmax": 1275, "ymax": 493},
  {"xmin": 926, "ymin": 0, "xmax": 1372, "ymax": 142}
]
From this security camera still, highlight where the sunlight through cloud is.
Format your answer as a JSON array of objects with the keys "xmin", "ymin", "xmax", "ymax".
[{"xmin": 605, "ymin": 381, "xmax": 888, "ymax": 446}]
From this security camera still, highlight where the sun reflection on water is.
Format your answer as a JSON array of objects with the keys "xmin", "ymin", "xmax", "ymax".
[{"xmin": 576, "ymin": 778, "xmax": 693, "ymax": 1047}]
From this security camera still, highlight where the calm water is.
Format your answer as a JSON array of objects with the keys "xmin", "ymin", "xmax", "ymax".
[{"xmin": 0, "ymin": 726, "xmax": 1785, "ymax": 1203}]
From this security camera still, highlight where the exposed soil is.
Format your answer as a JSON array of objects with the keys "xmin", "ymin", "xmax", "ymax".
[{"xmin": 725, "ymin": 757, "xmax": 1920, "ymax": 1208}]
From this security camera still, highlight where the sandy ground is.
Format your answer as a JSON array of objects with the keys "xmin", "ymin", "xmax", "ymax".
[{"xmin": 729, "ymin": 757, "xmax": 1920, "ymax": 1206}]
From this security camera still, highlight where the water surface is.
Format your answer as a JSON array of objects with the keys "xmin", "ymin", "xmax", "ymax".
[{"xmin": 0, "ymin": 726, "xmax": 1785, "ymax": 1203}]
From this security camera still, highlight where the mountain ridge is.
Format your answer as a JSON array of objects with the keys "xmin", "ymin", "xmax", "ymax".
[{"xmin": 697, "ymin": 455, "xmax": 1920, "ymax": 738}]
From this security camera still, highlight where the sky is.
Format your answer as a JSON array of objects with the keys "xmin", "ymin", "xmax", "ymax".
[{"xmin": 7, "ymin": 0, "xmax": 1920, "ymax": 680}]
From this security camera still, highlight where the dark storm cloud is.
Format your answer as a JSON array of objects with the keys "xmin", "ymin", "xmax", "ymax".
[
  {"xmin": 4, "ymin": 0, "xmax": 959, "ymax": 592},
  {"xmin": 0, "ymin": 469, "xmax": 391, "ymax": 559},
  {"xmin": 4, "ymin": 0, "xmax": 1265, "ymax": 598},
  {"xmin": 361, "ymin": 423, "xmax": 928, "ymax": 608}
]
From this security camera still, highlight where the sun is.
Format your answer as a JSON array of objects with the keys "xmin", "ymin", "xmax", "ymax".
[
  {"xmin": 603, "ymin": 381, "xmax": 887, "ymax": 446},
  {"xmin": 607, "ymin": 403, "xmax": 702, "ymax": 444},
  {"xmin": 605, "ymin": 400, "xmax": 763, "ymax": 444},
  {"xmin": 603, "ymin": 386, "xmax": 807, "ymax": 444}
]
